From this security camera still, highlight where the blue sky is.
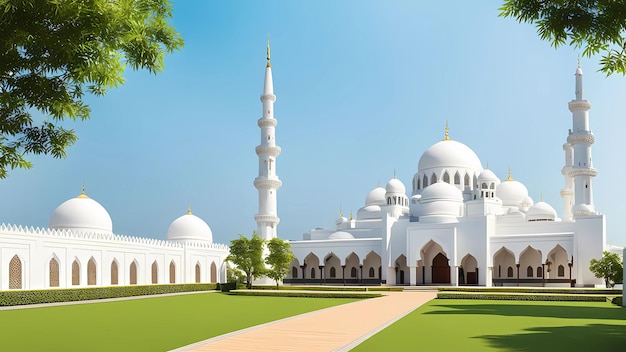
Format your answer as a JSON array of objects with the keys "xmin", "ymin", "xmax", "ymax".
[{"xmin": 1, "ymin": 1, "xmax": 626, "ymax": 247}]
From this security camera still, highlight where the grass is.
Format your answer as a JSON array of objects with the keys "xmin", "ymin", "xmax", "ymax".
[
  {"xmin": 0, "ymin": 292, "xmax": 359, "ymax": 351},
  {"xmin": 353, "ymin": 299, "xmax": 626, "ymax": 351}
]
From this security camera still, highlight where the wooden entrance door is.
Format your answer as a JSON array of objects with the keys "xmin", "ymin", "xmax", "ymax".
[
  {"xmin": 466, "ymin": 271, "xmax": 477, "ymax": 284},
  {"xmin": 432, "ymin": 253, "xmax": 450, "ymax": 284}
]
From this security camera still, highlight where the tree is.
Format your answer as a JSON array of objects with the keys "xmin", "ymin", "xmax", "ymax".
[
  {"xmin": 226, "ymin": 263, "xmax": 245, "ymax": 285},
  {"xmin": 265, "ymin": 237, "xmax": 295, "ymax": 289},
  {"xmin": 0, "ymin": 0, "xmax": 184, "ymax": 178},
  {"xmin": 589, "ymin": 251, "xmax": 623, "ymax": 288},
  {"xmin": 226, "ymin": 232, "xmax": 266, "ymax": 289},
  {"xmin": 500, "ymin": 0, "xmax": 626, "ymax": 76}
]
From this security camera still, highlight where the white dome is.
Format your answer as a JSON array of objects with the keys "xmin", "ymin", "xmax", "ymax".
[
  {"xmin": 478, "ymin": 169, "xmax": 499, "ymax": 182},
  {"xmin": 328, "ymin": 231, "xmax": 355, "ymax": 240},
  {"xmin": 385, "ymin": 178, "xmax": 406, "ymax": 194},
  {"xmin": 572, "ymin": 203, "xmax": 596, "ymax": 217},
  {"xmin": 365, "ymin": 186, "xmax": 386, "ymax": 206},
  {"xmin": 357, "ymin": 205, "xmax": 381, "ymax": 220},
  {"xmin": 49, "ymin": 193, "xmax": 112, "ymax": 234},
  {"xmin": 496, "ymin": 179, "xmax": 528, "ymax": 207},
  {"xmin": 520, "ymin": 196, "xmax": 534, "ymax": 211},
  {"xmin": 421, "ymin": 182, "xmax": 463, "ymax": 202},
  {"xmin": 527, "ymin": 201, "xmax": 557, "ymax": 221},
  {"xmin": 418, "ymin": 140, "xmax": 482, "ymax": 174},
  {"xmin": 167, "ymin": 212, "xmax": 213, "ymax": 243}
]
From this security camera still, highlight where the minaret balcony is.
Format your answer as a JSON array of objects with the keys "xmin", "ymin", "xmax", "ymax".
[
  {"xmin": 565, "ymin": 168, "xmax": 598, "ymax": 177},
  {"xmin": 560, "ymin": 188, "xmax": 574, "ymax": 197},
  {"xmin": 256, "ymin": 145, "xmax": 281, "ymax": 157},
  {"xmin": 254, "ymin": 177, "xmax": 283, "ymax": 189},
  {"xmin": 567, "ymin": 132, "xmax": 594, "ymax": 144},
  {"xmin": 258, "ymin": 118, "xmax": 277, "ymax": 127},
  {"xmin": 568, "ymin": 100, "xmax": 591, "ymax": 112},
  {"xmin": 254, "ymin": 214, "xmax": 280, "ymax": 225},
  {"xmin": 260, "ymin": 94, "xmax": 276, "ymax": 102}
]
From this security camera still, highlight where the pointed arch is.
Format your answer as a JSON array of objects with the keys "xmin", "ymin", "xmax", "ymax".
[
  {"xmin": 464, "ymin": 173, "xmax": 470, "ymax": 187},
  {"xmin": 49, "ymin": 256, "xmax": 60, "ymax": 288},
  {"xmin": 420, "ymin": 240, "xmax": 449, "ymax": 284},
  {"xmin": 364, "ymin": 251, "xmax": 382, "ymax": 279},
  {"xmin": 169, "ymin": 260, "xmax": 176, "ymax": 283},
  {"xmin": 289, "ymin": 258, "xmax": 300, "ymax": 279},
  {"xmin": 129, "ymin": 260, "xmax": 138, "ymax": 285},
  {"xmin": 195, "ymin": 262, "xmax": 201, "ymax": 283},
  {"xmin": 9, "ymin": 255, "xmax": 22, "ymax": 289},
  {"xmin": 519, "ymin": 246, "xmax": 542, "ymax": 279},
  {"xmin": 473, "ymin": 175, "xmax": 478, "ymax": 188},
  {"xmin": 417, "ymin": 177, "xmax": 421, "ymax": 190},
  {"xmin": 454, "ymin": 172, "xmax": 461, "ymax": 185},
  {"xmin": 210, "ymin": 261, "xmax": 217, "ymax": 283},
  {"xmin": 111, "ymin": 259, "xmax": 119, "ymax": 285},
  {"xmin": 72, "ymin": 259, "xmax": 80, "ymax": 286},
  {"xmin": 493, "ymin": 247, "xmax": 516, "ymax": 278},
  {"xmin": 151, "ymin": 261, "xmax": 158, "ymax": 284},
  {"xmin": 304, "ymin": 253, "xmax": 320, "ymax": 280},
  {"xmin": 423, "ymin": 175, "xmax": 428, "ymax": 188},
  {"xmin": 394, "ymin": 254, "xmax": 408, "ymax": 284},
  {"xmin": 547, "ymin": 245, "xmax": 569, "ymax": 279},
  {"xmin": 87, "ymin": 257, "xmax": 97, "ymax": 285},
  {"xmin": 460, "ymin": 254, "xmax": 478, "ymax": 285},
  {"xmin": 431, "ymin": 173, "xmax": 437, "ymax": 185},
  {"xmin": 558, "ymin": 264, "xmax": 565, "ymax": 277},
  {"xmin": 324, "ymin": 252, "xmax": 341, "ymax": 280},
  {"xmin": 443, "ymin": 171, "xmax": 450, "ymax": 184}
]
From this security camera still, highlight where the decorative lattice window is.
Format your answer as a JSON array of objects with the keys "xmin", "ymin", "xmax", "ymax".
[
  {"xmin": 111, "ymin": 261, "xmax": 118, "ymax": 285},
  {"xmin": 9, "ymin": 255, "xmax": 22, "ymax": 289},
  {"xmin": 169, "ymin": 261, "xmax": 176, "ymax": 284},
  {"xmin": 151, "ymin": 261, "xmax": 158, "ymax": 284},
  {"xmin": 49, "ymin": 258, "xmax": 60, "ymax": 287},
  {"xmin": 87, "ymin": 258, "xmax": 96, "ymax": 285},
  {"xmin": 210, "ymin": 262, "xmax": 217, "ymax": 283},
  {"xmin": 130, "ymin": 261, "xmax": 137, "ymax": 285},
  {"xmin": 72, "ymin": 260, "xmax": 80, "ymax": 285},
  {"xmin": 195, "ymin": 263, "xmax": 201, "ymax": 283}
]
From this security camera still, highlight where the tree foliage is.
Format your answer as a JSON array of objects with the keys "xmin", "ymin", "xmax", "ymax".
[
  {"xmin": 0, "ymin": 0, "xmax": 183, "ymax": 178},
  {"xmin": 589, "ymin": 251, "xmax": 623, "ymax": 288},
  {"xmin": 500, "ymin": 0, "xmax": 626, "ymax": 75},
  {"xmin": 265, "ymin": 237, "xmax": 295, "ymax": 289},
  {"xmin": 226, "ymin": 232, "xmax": 266, "ymax": 289}
]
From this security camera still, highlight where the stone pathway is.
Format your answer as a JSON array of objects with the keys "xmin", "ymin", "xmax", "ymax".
[{"xmin": 171, "ymin": 290, "xmax": 436, "ymax": 352}]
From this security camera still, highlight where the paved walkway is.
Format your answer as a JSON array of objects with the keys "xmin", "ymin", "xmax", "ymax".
[{"xmin": 172, "ymin": 290, "xmax": 436, "ymax": 352}]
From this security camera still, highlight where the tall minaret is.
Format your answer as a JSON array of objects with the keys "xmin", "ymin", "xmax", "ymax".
[
  {"xmin": 254, "ymin": 38, "xmax": 282, "ymax": 240},
  {"xmin": 563, "ymin": 61, "xmax": 598, "ymax": 217}
]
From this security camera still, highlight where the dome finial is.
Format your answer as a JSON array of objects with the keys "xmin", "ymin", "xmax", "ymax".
[
  {"xmin": 187, "ymin": 203, "xmax": 192, "ymax": 215},
  {"xmin": 485, "ymin": 161, "xmax": 489, "ymax": 170},
  {"xmin": 266, "ymin": 34, "xmax": 271, "ymax": 68},
  {"xmin": 393, "ymin": 168, "xmax": 397, "ymax": 179},
  {"xmin": 444, "ymin": 120, "xmax": 450, "ymax": 141},
  {"xmin": 339, "ymin": 204, "xmax": 343, "ymax": 218},
  {"xmin": 540, "ymin": 193, "xmax": 543, "ymax": 202},
  {"xmin": 77, "ymin": 182, "xmax": 88, "ymax": 199},
  {"xmin": 506, "ymin": 167, "xmax": 514, "ymax": 181},
  {"xmin": 577, "ymin": 55, "xmax": 580, "ymax": 68},
  {"xmin": 349, "ymin": 211, "xmax": 353, "ymax": 221}
]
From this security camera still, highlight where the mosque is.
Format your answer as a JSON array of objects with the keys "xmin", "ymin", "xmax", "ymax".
[{"xmin": 0, "ymin": 43, "xmax": 621, "ymax": 291}]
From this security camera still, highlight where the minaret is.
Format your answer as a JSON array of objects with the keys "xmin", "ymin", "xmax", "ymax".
[
  {"xmin": 563, "ymin": 62, "xmax": 597, "ymax": 217},
  {"xmin": 254, "ymin": 38, "xmax": 282, "ymax": 240}
]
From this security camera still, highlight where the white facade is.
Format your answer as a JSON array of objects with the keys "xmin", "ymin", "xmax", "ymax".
[
  {"xmin": 284, "ymin": 65, "xmax": 621, "ymax": 287},
  {"xmin": 0, "ymin": 190, "xmax": 228, "ymax": 290}
]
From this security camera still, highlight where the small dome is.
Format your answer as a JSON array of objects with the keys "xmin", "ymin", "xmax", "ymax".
[
  {"xmin": 418, "ymin": 140, "xmax": 482, "ymax": 174},
  {"xmin": 421, "ymin": 182, "xmax": 463, "ymax": 202},
  {"xmin": 357, "ymin": 205, "xmax": 381, "ymax": 220},
  {"xmin": 572, "ymin": 203, "xmax": 596, "ymax": 217},
  {"xmin": 386, "ymin": 178, "xmax": 406, "ymax": 194},
  {"xmin": 167, "ymin": 212, "xmax": 213, "ymax": 243},
  {"xmin": 49, "ymin": 192, "xmax": 112, "ymax": 234},
  {"xmin": 478, "ymin": 169, "xmax": 499, "ymax": 182},
  {"xmin": 365, "ymin": 186, "xmax": 386, "ymax": 206},
  {"xmin": 527, "ymin": 201, "xmax": 557, "ymax": 221},
  {"xmin": 328, "ymin": 231, "xmax": 355, "ymax": 240},
  {"xmin": 496, "ymin": 179, "xmax": 528, "ymax": 207}
]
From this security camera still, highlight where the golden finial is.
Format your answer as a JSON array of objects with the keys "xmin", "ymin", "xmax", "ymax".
[
  {"xmin": 187, "ymin": 203, "xmax": 192, "ymax": 215},
  {"xmin": 349, "ymin": 212, "xmax": 353, "ymax": 221},
  {"xmin": 266, "ymin": 34, "xmax": 271, "ymax": 68},
  {"xmin": 339, "ymin": 204, "xmax": 343, "ymax": 218},
  {"xmin": 77, "ymin": 182, "xmax": 88, "ymax": 198},
  {"xmin": 444, "ymin": 120, "xmax": 450, "ymax": 141},
  {"xmin": 577, "ymin": 55, "xmax": 580, "ymax": 68},
  {"xmin": 506, "ymin": 167, "xmax": 514, "ymax": 181}
]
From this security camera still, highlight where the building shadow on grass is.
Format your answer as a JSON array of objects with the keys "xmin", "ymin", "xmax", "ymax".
[
  {"xmin": 426, "ymin": 303, "xmax": 626, "ymax": 320},
  {"xmin": 477, "ymin": 324, "xmax": 626, "ymax": 351}
]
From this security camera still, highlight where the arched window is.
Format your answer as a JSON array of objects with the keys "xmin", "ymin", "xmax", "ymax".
[
  {"xmin": 526, "ymin": 266, "xmax": 533, "ymax": 277},
  {"xmin": 417, "ymin": 178, "xmax": 421, "ymax": 189},
  {"xmin": 454, "ymin": 172, "xmax": 461, "ymax": 185},
  {"xmin": 351, "ymin": 267, "xmax": 357, "ymax": 278},
  {"xmin": 87, "ymin": 257, "xmax": 96, "ymax": 285},
  {"xmin": 481, "ymin": 182, "xmax": 488, "ymax": 189},
  {"xmin": 507, "ymin": 266, "xmax": 513, "ymax": 278},
  {"xmin": 49, "ymin": 258, "xmax": 60, "ymax": 287},
  {"xmin": 169, "ymin": 261, "xmax": 176, "ymax": 283},
  {"xmin": 464, "ymin": 174, "xmax": 470, "ymax": 187},
  {"xmin": 423, "ymin": 175, "xmax": 428, "ymax": 188},
  {"xmin": 130, "ymin": 261, "xmax": 138, "ymax": 285},
  {"xmin": 330, "ymin": 267, "xmax": 336, "ymax": 278},
  {"xmin": 9, "ymin": 255, "xmax": 22, "ymax": 289},
  {"xmin": 443, "ymin": 172, "xmax": 450, "ymax": 183},
  {"xmin": 292, "ymin": 266, "xmax": 298, "ymax": 278},
  {"xmin": 210, "ymin": 262, "xmax": 217, "ymax": 283},
  {"xmin": 369, "ymin": 267, "xmax": 375, "ymax": 277},
  {"xmin": 151, "ymin": 261, "xmax": 158, "ymax": 284},
  {"xmin": 431, "ymin": 173, "xmax": 437, "ymax": 184},
  {"xmin": 72, "ymin": 260, "xmax": 80, "ymax": 285},
  {"xmin": 558, "ymin": 264, "xmax": 565, "ymax": 277},
  {"xmin": 195, "ymin": 263, "xmax": 201, "ymax": 283},
  {"xmin": 537, "ymin": 266, "xmax": 543, "ymax": 278},
  {"xmin": 111, "ymin": 260, "xmax": 119, "ymax": 285},
  {"xmin": 310, "ymin": 267, "xmax": 316, "ymax": 279},
  {"xmin": 387, "ymin": 197, "xmax": 391, "ymax": 205},
  {"xmin": 490, "ymin": 183, "xmax": 495, "ymax": 189},
  {"xmin": 473, "ymin": 175, "xmax": 478, "ymax": 188}
]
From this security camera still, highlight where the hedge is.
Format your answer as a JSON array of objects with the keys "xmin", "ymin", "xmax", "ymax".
[
  {"xmin": 611, "ymin": 296, "xmax": 623, "ymax": 306},
  {"xmin": 229, "ymin": 290, "xmax": 381, "ymax": 299},
  {"xmin": 437, "ymin": 293, "xmax": 608, "ymax": 302},
  {"xmin": 0, "ymin": 283, "xmax": 217, "ymax": 306},
  {"xmin": 438, "ymin": 287, "xmax": 618, "ymax": 295},
  {"xmin": 250, "ymin": 285, "xmax": 403, "ymax": 292}
]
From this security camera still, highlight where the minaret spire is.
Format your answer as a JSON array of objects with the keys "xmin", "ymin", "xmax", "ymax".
[
  {"xmin": 443, "ymin": 121, "xmax": 450, "ymax": 141},
  {"xmin": 255, "ymin": 39, "xmax": 282, "ymax": 241}
]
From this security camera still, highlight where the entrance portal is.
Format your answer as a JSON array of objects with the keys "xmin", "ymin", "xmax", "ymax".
[{"xmin": 432, "ymin": 253, "xmax": 450, "ymax": 284}]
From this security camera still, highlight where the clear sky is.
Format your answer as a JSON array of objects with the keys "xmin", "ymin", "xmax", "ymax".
[{"xmin": 1, "ymin": 1, "xmax": 625, "ymax": 247}]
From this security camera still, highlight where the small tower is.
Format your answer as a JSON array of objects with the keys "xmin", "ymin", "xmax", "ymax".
[
  {"xmin": 563, "ymin": 63, "xmax": 597, "ymax": 217},
  {"xmin": 254, "ymin": 38, "xmax": 282, "ymax": 240}
]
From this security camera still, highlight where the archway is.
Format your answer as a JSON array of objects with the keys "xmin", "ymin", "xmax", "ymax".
[
  {"xmin": 49, "ymin": 257, "xmax": 60, "ymax": 288},
  {"xmin": 493, "ymin": 247, "xmax": 515, "ymax": 279},
  {"xmin": 303, "ymin": 253, "xmax": 320, "ymax": 281},
  {"xmin": 364, "ymin": 251, "xmax": 381, "ymax": 282},
  {"xmin": 432, "ymin": 253, "xmax": 451, "ymax": 284},
  {"xmin": 345, "ymin": 252, "xmax": 360, "ymax": 283},
  {"xmin": 546, "ymin": 245, "xmax": 569, "ymax": 279},
  {"xmin": 87, "ymin": 257, "xmax": 97, "ymax": 285},
  {"xmin": 324, "ymin": 253, "xmax": 341, "ymax": 281},
  {"xmin": 519, "ymin": 246, "xmax": 542, "ymax": 279},
  {"xmin": 130, "ymin": 261, "xmax": 138, "ymax": 285},
  {"xmin": 210, "ymin": 262, "xmax": 217, "ymax": 283},
  {"xmin": 169, "ymin": 260, "xmax": 176, "ymax": 284},
  {"xmin": 420, "ymin": 240, "xmax": 450, "ymax": 284},
  {"xmin": 111, "ymin": 260, "xmax": 119, "ymax": 285},
  {"xmin": 460, "ymin": 254, "xmax": 478, "ymax": 285},
  {"xmin": 151, "ymin": 261, "xmax": 158, "ymax": 284},
  {"xmin": 9, "ymin": 255, "xmax": 22, "ymax": 289},
  {"xmin": 395, "ymin": 255, "xmax": 409, "ymax": 285}
]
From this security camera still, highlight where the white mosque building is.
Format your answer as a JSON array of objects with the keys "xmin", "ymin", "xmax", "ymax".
[
  {"xmin": 275, "ymin": 60, "xmax": 619, "ymax": 287},
  {"xmin": 0, "ymin": 185, "xmax": 229, "ymax": 290}
]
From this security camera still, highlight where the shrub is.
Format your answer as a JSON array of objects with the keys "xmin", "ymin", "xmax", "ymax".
[
  {"xmin": 611, "ymin": 296, "xmax": 623, "ymax": 306},
  {"xmin": 437, "ymin": 293, "xmax": 607, "ymax": 302},
  {"xmin": 229, "ymin": 290, "xmax": 381, "ymax": 299}
]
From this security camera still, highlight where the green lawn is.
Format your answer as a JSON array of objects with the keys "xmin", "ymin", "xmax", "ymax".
[
  {"xmin": 0, "ymin": 292, "xmax": 358, "ymax": 351},
  {"xmin": 353, "ymin": 299, "xmax": 626, "ymax": 351}
]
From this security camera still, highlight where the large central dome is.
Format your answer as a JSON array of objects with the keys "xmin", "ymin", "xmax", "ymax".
[{"xmin": 418, "ymin": 140, "xmax": 483, "ymax": 173}]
